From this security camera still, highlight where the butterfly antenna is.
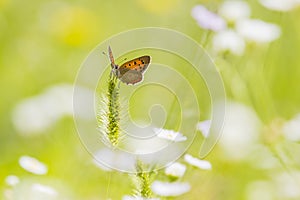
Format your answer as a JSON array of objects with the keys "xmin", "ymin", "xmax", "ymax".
[{"xmin": 102, "ymin": 51, "xmax": 110, "ymax": 63}]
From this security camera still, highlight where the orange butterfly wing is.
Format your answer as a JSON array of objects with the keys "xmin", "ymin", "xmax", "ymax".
[
  {"xmin": 107, "ymin": 45, "xmax": 151, "ymax": 85},
  {"xmin": 118, "ymin": 56, "xmax": 151, "ymax": 76}
]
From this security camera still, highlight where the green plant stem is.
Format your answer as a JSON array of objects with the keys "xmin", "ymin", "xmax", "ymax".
[
  {"xmin": 134, "ymin": 162, "xmax": 156, "ymax": 198},
  {"xmin": 106, "ymin": 76, "xmax": 120, "ymax": 146}
]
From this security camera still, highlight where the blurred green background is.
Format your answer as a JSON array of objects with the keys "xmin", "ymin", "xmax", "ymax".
[{"xmin": 1, "ymin": 0, "xmax": 300, "ymax": 199}]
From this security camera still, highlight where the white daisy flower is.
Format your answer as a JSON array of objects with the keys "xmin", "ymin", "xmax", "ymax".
[
  {"xmin": 219, "ymin": 0, "xmax": 251, "ymax": 22},
  {"xmin": 12, "ymin": 179, "xmax": 70, "ymax": 200},
  {"xmin": 191, "ymin": 5, "xmax": 226, "ymax": 31},
  {"xmin": 213, "ymin": 29, "xmax": 245, "ymax": 55},
  {"xmin": 218, "ymin": 101, "xmax": 261, "ymax": 160},
  {"xmin": 151, "ymin": 181, "xmax": 190, "ymax": 197},
  {"xmin": 282, "ymin": 114, "xmax": 300, "ymax": 142},
  {"xmin": 5, "ymin": 175, "xmax": 20, "ymax": 186},
  {"xmin": 154, "ymin": 128, "xmax": 187, "ymax": 142},
  {"xmin": 184, "ymin": 154, "xmax": 212, "ymax": 170},
  {"xmin": 31, "ymin": 183, "xmax": 58, "ymax": 197},
  {"xmin": 19, "ymin": 156, "xmax": 48, "ymax": 175},
  {"xmin": 12, "ymin": 97, "xmax": 57, "ymax": 134},
  {"xmin": 165, "ymin": 162, "xmax": 186, "ymax": 178},
  {"xmin": 12, "ymin": 84, "xmax": 73, "ymax": 135},
  {"xmin": 43, "ymin": 84, "xmax": 73, "ymax": 116},
  {"xmin": 236, "ymin": 19, "xmax": 281, "ymax": 44},
  {"xmin": 274, "ymin": 172, "xmax": 300, "ymax": 198},
  {"xmin": 196, "ymin": 120, "xmax": 211, "ymax": 138},
  {"xmin": 259, "ymin": 0, "xmax": 300, "ymax": 12},
  {"xmin": 125, "ymin": 126, "xmax": 169, "ymax": 155}
]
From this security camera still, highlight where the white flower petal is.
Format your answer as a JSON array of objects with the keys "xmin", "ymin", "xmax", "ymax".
[
  {"xmin": 151, "ymin": 181, "xmax": 190, "ymax": 197},
  {"xmin": 12, "ymin": 97, "xmax": 56, "ymax": 134},
  {"xmin": 12, "ymin": 179, "xmax": 69, "ymax": 200},
  {"xmin": 12, "ymin": 84, "xmax": 73, "ymax": 135},
  {"xmin": 191, "ymin": 5, "xmax": 226, "ymax": 31},
  {"xmin": 125, "ymin": 126, "xmax": 169, "ymax": 155},
  {"xmin": 31, "ymin": 183, "xmax": 58, "ymax": 197},
  {"xmin": 43, "ymin": 84, "xmax": 74, "ymax": 116},
  {"xmin": 165, "ymin": 162, "xmax": 186, "ymax": 178},
  {"xmin": 197, "ymin": 120, "xmax": 211, "ymax": 138},
  {"xmin": 219, "ymin": 0, "xmax": 251, "ymax": 22},
  {"xmin": 155, "ymin": 128, "xmax": 187, "ymax": 142},
  {"xmin": 282, "ymin": 114, "xmax": 300, "ymax": 142},
  {"xmin": 218, "ymin": 101, "xmax": 261, "ymax": 160},
  {"xmin": 213, "ymin": 29, "xmax": 245, "ymax": 55},
  {"xmin": 5, "ymin": 175, "xmax": 20, "ymax": 186},
  {"xmin": 236, "ymin": 19, "xmax": 281, "ymax": 44},
  {"xmin": 273, "ymin": 172, "xmax": 300, "ymax": 198},
  {"xmin": 184, "ymin": 154, "xmax": 212, "ymax": 170},
  {"xmin": 259, "ymin": 0, "xmax": 300, "ymax": 12},
  {"xmin": 19, "ymin": 156, "xmax": 48, "ymax": 175}
]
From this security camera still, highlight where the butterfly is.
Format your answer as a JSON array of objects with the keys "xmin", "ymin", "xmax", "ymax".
[{"xmin": 108, "ymin": 46, "xmax": 151, "ymax": 85}]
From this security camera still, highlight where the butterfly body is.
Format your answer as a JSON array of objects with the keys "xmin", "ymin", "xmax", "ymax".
[{"xmin": 108, "ymin": 46, "xmax": 151, "ymax": 85}]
